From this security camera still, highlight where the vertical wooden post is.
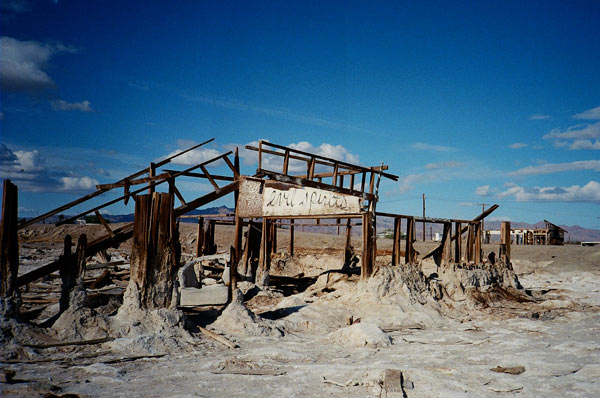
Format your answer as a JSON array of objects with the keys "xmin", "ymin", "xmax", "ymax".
[
  {"xmin": 232, "ymin": 215, "xmax": 242, "ymax": 291},
  {"xmin": 454, "ymin": 222, "xmax": 462, "ymax": 263},
  {"xmin": 422, "ymin": 194, "xmax": 426, "ymax": 241},
  {"xmin": 474, "ymin": 222, "xmax": 482, "ymax": 264},
  {"xmin": 282, "ymin": 149, "xmax": 290, "ymax": 175},
  {"xmin": 500, "ymin": 221, "xmax": 511, "ymax": 264},
  {"xmin": 270, "ymin": 220, "xmax": 277, "ymax": 254},
  {"xmin": 391, "ymin": 217, "xmax": 399, "ymax": 266},
  {"xmin": 58, "ymin": 234, "xmax": 73, "ymax": 312},
  {"xmin": 289, "ymin": 219, "xmax": 294, "ymax": 256},
  {"xmin": 344, "ymin": 218, "xmax": 353, "ymax": 266},
  {"xmin": 243, "ymin": 220, "xmax": 262, "ymax": 280},
  {"xmin": 195, "ymin": 217, "xmax": 204, "ymax": 257},
  {"xmin": 203, "ymin": 220, "xmax": 216, "ymax": 255},
  {"xmin": 148, "ymin": 162, "xmax": 156, "ymax": 194},
  {"xmin": 405, "ymin": 217, "xmax": 416, "ymax": 264},
  {"xmin": 257, "ymin": 218, "xmax": 270, "ymax": 287},
  {"xmin": 130, "ymin": 193, "xmax": 179, "ymax": 309},
  {"xmin": 1, "ymin": 180, "xmax": 19, "ymax": 313},
  {"xmin": 441, "ymin": 222, "xmax": 452, "ymax": 266},
  {"xmin": 231, "ymin": 150, "xmax": 242, "ymax": 293},
  {"xmin": 465, "ymin": 224, "xmax": 474, "ymax": 262},
  {"xmin": 361, "ymin": 211, "xmax": 373, "ymax": 279}
]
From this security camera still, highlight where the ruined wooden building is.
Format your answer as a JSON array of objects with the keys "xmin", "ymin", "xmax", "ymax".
[
  {"xmin": 1, "ymin": 138, "xmax": 509, "ymax": 312},
  {"xmin": 487, "ymin": 219, "xmax": 567, "ymax": 246}
]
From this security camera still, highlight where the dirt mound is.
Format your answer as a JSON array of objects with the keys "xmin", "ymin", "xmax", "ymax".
[
  {"xmin": 329, "ymin": 322, "xmax": 392, "ymax": 348},
  {"xmin": 211, "ymin": 289, "xmax": 284, "ymax": 338}
]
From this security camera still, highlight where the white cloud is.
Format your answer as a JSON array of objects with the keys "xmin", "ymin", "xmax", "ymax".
[
  {"xmin": 411, "ymin": 142, "xmax": 457, "ymax": 152},
  {"xmin": 509, "ymin": 142, "xmax": 527, "ymax": 149},
  {"xmin": 498, "ymin": 181, "xmax": 600, "ymax": 202},
  {"xmin": 528, "ymin": 113, "xmax": 551, "ymax": 120},
  {"xmin": 0, "ymin": 36, "xmax": 76, "ymax": 93},
  {"xmin": 165, "ymin": 147, "xmax": 224, "ymax": 167},
  {"xmin": 573, "ymin": 106, "xmax": 600, "ymax": 120},
  {"xmin": 51, "ymin": 99, "xmax": 93, "ymax": 112},
  {"xmin": 509, "ymin": 160, "xmax": 600, "ymax": 176},
  {"xmin": 424, "ymin": 161, "xmax": 462, "ymax": 170},
  {"xmin": 475, "ymin": 185, "xmax": 491, "ymax": 196},
  {"xmin": 0, "ymin": 143, "xmax": 98, "ymax": 193},
  {"xmin": 289, "ymin": 141, "xmax": 360, "ymax": 164},
  {"xmin": 543, "ymin": 122, "xmax": 600, "ymax": 150},
  {"xmin": 60, "ymin": 176, "xmax": 99, "ymax": 191}
]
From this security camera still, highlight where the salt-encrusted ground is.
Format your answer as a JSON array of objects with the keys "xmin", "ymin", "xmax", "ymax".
[{"xmin": 2, "ymin": 226, "xmax": 599, "ymax": 397}]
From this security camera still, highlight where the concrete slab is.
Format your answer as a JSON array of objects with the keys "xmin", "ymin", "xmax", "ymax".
[{"xmin": 179, "ymin": 284, "xmax": 228, "ymax": 307}]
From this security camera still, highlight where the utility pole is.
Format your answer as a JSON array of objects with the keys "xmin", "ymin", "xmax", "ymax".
[{"xmin": 422, "ymin": 193, "xmax": 426, "ymax": 241}]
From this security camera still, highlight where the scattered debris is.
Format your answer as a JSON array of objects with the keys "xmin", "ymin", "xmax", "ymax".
[{"xmin": 490, "ymin": 365, "xmax": 526, "ymax": 375}]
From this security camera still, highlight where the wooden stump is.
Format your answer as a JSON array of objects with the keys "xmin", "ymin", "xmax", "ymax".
[
  {"xmin": 130, "ymin": 193, "xmax": 180, "ymax": 309},
  {"xmin": 1, "ymin": 180, "xmax": 19, "ymax": 316},
  {"xmin": 500, "ymin": 221, "xmax": 511, "ymax": 263},
  {"xmin": 59, "ymin": 234, "xmax": 87, "ymax": 312}
]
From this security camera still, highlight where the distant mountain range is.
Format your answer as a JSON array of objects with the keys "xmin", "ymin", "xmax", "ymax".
[{"xmin": 30, "ymin": 207, "xmax": 600, "ymax": 243}]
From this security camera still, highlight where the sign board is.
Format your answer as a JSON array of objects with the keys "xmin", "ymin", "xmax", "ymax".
[{"xmin": 237, "ymin": 177, "xmax": 362, "ymax": 218}]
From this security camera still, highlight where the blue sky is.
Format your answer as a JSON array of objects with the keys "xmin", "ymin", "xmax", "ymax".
[{"xmin": 1, "ymin": 0, "xmax": 599, "ymax": 228}]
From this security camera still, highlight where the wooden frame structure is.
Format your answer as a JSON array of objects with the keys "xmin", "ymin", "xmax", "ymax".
[
  {"xmin": 2, "ymin": 137, "xmax": 510, "ymax": 313},
  {"xmin": 232, "ymin": 140, "xmax": 399, "ymax": 285},
  {"xmin": 11, "ymin": 139, "xmax": 241, "ymax": 290}
]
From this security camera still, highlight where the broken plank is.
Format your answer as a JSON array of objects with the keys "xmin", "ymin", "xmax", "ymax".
[
  {"xmin": 24, "ymin": 336, "xmax": 114, "ymax": 349},
  {"xmin": 198, "ymin": 326, "xmax": 238, "ymax": 349}
]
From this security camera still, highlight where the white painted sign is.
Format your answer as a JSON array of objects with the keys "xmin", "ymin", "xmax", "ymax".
[{"xmin": 262, "ymin": 185, "xmax": 361, "ymax": 217}]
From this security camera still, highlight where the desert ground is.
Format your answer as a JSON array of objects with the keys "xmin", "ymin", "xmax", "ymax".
[{"xmin": 1, "ymin": 223, "xmax": 599, "ymax": 397}]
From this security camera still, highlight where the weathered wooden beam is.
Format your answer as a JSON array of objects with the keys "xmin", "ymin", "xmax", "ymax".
[
  {"xmin": 59, "ymin": 153, "xmax": 233, "ymax": 226},
  {"xmin": 163, "ymin": 170, "xmax": 234, "ymax": 182},
  {"xmin": 168, "ymin": 179, "xmax": 187, "ymax": 205},
  {"xmin": 259, "ymin": 170, "xmax": 374, "ymax": 201},
  {"xmin": 289, "ymin": 219, "xmax": 294, "ymax": 256},
  {"xmin": 376, "ymin": 212, "xmax": 473, "ymax": 224},
  {"xmin": 257, "ymin": 218, "xmax": 270, "ymax": 287},
  {"xmin": 344, "ymin": 219, "xmax": 353, "ymax": 266},
  {"xmin": 422, "ymin": 205, "xmax": 499, "ymax": 260},
  {"xmin": 95, "ymin": 210, "xmax": 115, "ymax": 239},
  {"xmin": 130, "ymin": 193, "xmax": 178, "ymax": 309},
  {"xmin": 19, "ymin": 138, "xmax": 215, "ymax": 230},
  {"xmin": 249, "ymin": 141, "xmax": 399, "ymax": 181},
  {"xmin": 361, "ymin": 211, "xmax": 373, "ymax": 279},
  {"xmin": 500, "ymin": 221, "xmax": 511, "ymax": 263},
  {"xmin": 1, "ymin": 180, "xmax": 19, "ymax": 315},
  {"xmin": 454, "ymin": 222, "xmax": 462, "ymax": 263},
  {"xmin": 175, "ymin": 181, "xmax": 239, "ymax": 217},
  {"xmin": 405, "ymin": 217, "xmax": 417, "ymax": 264},
  {"xmin": 441, "ymin": 222, "xmax": 452, "ymax": 266},
  {"xmin": 391, "ymin": 217, "xmax": 399, "ymax": 266},
  {"xmin": 195, "ymin": 217, "xmax": 204, "ymax": 257},
  {"xmin": 16, "ymin": 223, "xmax": 135, "ymax": 287},
  {"xmin": 474, "ymin": 222, "xmax": 482, "ymax": 263},
  {"xmin": 97, "ymin": 172, "xmax": 171, "ymax": 190},
  {"xmin": 148, "ymin": 162, "xmax": 156, "ymax": 194},
  {"xmin": 16, "ymin": 181, "xmax": 237, "ymax": 288}
]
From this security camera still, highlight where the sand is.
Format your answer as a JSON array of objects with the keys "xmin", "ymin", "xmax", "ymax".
[{"xmin": 1, "ymin": 224, "xmax": 599, "ymax": 397}]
